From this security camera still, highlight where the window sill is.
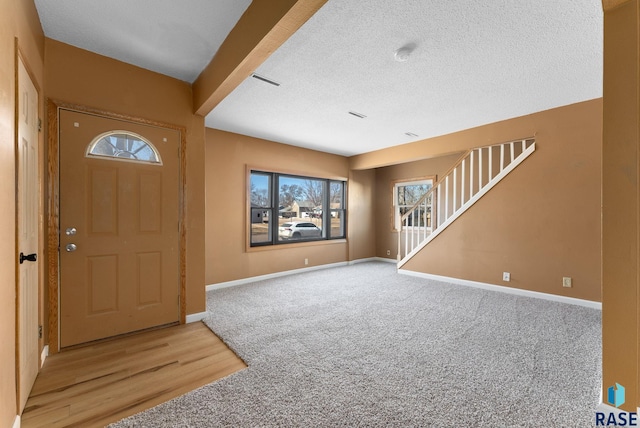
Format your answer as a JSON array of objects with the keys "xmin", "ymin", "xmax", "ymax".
[{"xmin": 247, "ymin": 239, "xmax": 347, "ymax": 253}]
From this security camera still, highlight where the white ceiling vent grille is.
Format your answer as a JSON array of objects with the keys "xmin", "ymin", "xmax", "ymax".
[{"xmin": 252, "ymin": 74, "xmax": 280, "ymax": 86}]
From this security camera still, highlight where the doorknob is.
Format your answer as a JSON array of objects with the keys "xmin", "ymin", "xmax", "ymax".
[
  {"xmin": 65, "ymin": 243, "xmax": 77, "ymax": 252},
  {"xmin": 19, "ymin": 252, "xmax": 37, "ymax": 264}
]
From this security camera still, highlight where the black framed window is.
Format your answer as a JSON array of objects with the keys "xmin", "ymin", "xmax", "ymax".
[
  {"xmin": 250, "ymin": 172, "xmax": 273, "ymax": 245},
  {"xmin": 250, "ymin": 171, "xmax": 346, "ymax": 246}
]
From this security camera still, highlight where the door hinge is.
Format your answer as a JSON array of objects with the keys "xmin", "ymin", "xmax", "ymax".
[
  {"xmin": 38, "ymin": 118, "xmax": 42, "ymax": 132},
  {"xmin": 38, "ymin": 325, "xmax": 43, "ymax": 339}
]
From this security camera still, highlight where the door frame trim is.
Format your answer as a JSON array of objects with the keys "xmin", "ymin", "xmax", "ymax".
[{"xmin": 46, "ymin": 100, "xmax": 187, "ymax": 353}]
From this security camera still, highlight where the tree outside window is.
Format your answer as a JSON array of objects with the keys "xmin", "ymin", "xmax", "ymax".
[{"xmin": 393, "ymin": 178, "xmax": 434, "ymax": 230}]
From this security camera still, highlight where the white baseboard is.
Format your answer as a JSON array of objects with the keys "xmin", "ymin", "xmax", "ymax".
[
  {"xmin": 348, "ymin": 257, "xmax": 396, "ymax": 265},
  {"xmin": 186, "ymin": 311, "xmax": 208, "ymax": 323},
  {"xmin": 206, "ymin": 258, "xmax": 400, "ymax": 292},
  {"xmin": 40, "ymin": 345, "xmax": 49, "ymax": 368},
  {"xmin": 398, "ymin": 269, "xmax": 602, "ymax": 310},
  {"xmin": 12, "ymin": 415, "xmax": 20, "ymax": 428},
  {"xmin": 596, "ymin": 402, "xmax": 622, "ymax": 414},
  {"xmin": 206, "ymin": 262, "xmax": 349, "ymax": 291}
]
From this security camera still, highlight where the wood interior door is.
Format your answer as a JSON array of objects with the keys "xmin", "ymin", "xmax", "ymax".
[
  {"xmin": 17, "ymin": 57, "xmax": 40, "ymax": 412},
  {"xmin": 59, "ymin": 110, "xmax": 180, "ymax": 348}
]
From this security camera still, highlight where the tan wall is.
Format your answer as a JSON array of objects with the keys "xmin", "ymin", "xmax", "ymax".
[
  {"xmin": 348, "ymin": 169, "xmax": 377, "ymax": 261},
  {"xmin": 398, "ymin": 100, "xmax": 602, "ymax": 302},
  {"xmin": 375, "ymin": 153, "xmax": 463, "ymax": 260},
  {"xmin": 44, "ymin": 39, "xmax": 206, "ymax": 315},
  {"xmin": 0, "ymin": 0, "xmax": 45, "ymax": 424},
  {"xmin": 205, "ymin": 129, "xmax": 353, "ymax": 284}
]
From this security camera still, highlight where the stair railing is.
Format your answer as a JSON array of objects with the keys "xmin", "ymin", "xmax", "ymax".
[{"xmin": 397, "ymin": 138, "xmax": 536, "ymax": 268}]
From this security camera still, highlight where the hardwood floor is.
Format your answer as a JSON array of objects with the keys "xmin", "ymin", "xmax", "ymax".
[{"xmin": 22, "ymin": 322, "xmax": 247, "ymax": 428}]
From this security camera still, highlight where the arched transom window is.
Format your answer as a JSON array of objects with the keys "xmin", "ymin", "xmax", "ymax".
[{"xmin": 86, "ymin": 131, "xmax": 162, "ymax": 165}]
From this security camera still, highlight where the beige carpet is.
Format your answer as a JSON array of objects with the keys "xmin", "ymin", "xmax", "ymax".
[{"xmin": 110, "ymin": 262, "xmax": 601, "ymax": 427}]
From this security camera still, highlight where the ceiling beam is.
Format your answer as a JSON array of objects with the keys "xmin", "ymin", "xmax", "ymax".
[
  {"xmin": 602, "ymin": 0, "xmax": 632, "ymax": 10},
  {"xmin": 192, "ymin": 0, "xmax": 327, "ymax": 116}
]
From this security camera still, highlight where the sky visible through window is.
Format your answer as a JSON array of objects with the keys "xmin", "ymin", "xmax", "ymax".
[
  {"xmin": 251, "ymin": 175, "xmax": 307, "ymax": 193},
  {"xmin": 251, "ymin": 174, "xmax": 324, "ymax": 208},
  {"xmin": 251, "ymin": 174, "xmax": 269, "ymax": 192}
]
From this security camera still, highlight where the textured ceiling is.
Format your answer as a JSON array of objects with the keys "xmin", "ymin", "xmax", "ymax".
[
  {"xmin": 34, "ymin": 0, "xmax": 603, "ymax": 157},
  {"xmin": 206, "ymin": 0, "xmax": 603, "ymax": 156},
  {"xmin": 34, "ymin": 0, "xmax": 251, "ymax": 83}
]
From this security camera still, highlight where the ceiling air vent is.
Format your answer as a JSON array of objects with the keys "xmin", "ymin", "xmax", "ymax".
[
  {"xmin": 251, "ymin": 73, "xmax": 280, "ymax": 86},
  {"xmin": 405, "ymin": 132, "xmax": 419, "ymax": 137},
  {"xmin": 348, "ymin": 111, "xmax": 367, "ymax": 119}
]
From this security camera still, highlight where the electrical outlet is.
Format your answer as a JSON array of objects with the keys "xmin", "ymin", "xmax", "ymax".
[
  {"xmin": 386, "ymin": 250, "xmax": 391, "ymax": 256},
  {"xmin": 503, "ymin": 272, "xmax": 510, "ymax": 282},
  {"xmin": 304, "ymin": 258, "xmax": 309, "ymax": 266},
  {"xmin": 562, "ymin": 277, "xmax": 572, "ymax": 288}
]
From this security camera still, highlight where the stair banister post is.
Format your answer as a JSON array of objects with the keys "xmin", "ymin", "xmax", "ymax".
[
  {"xmin": 445, "ymin": 176, "xmax": 450, "ymax": 220},
  {"xmin": 397, "ymin": 206, "xmax": 402, "ymax": 261},
  {"xmin": 479, "ymin": 147, "xmax": 483, "ymax": 188},
  {"xmin": 413, "ymin": 208, "xmax": 417, "ymax": 251},
  {"xmin": 404, "ymin": 214, "xmax": 408, "ymax": 259},
  {"xmin": 421, "ymin": 200, "xmax": 425, "ymax": 243},
  {"xmin": 453, "ymin": 166, "xmax": 458, "ymax": 212},
  {"xmin": 461, "ymin": 158, "xmax": 466, "ymax": 205},
  {"xmin": 435, "ymin": 186, "xmax": 439, "ymax": 228},
  {"xmin": 470, "ymin": 150, "xmax": 475, "ymax": 198},
  {"xmin": 489, "ymin": 145, "xmax": 493, "ymax": 181}
]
